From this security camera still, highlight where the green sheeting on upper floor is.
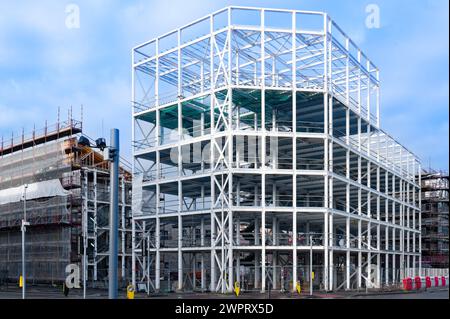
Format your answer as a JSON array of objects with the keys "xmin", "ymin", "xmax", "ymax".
[{"xmin": 135, "ymin": 89, "xmax": 326, "ymax": 129}]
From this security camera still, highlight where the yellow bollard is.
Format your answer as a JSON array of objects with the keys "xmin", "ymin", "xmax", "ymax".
[
  {"xmin": 296, "ymin": 281, "xmax": 301, "ymax": 294},
  {"xmin": 127, "ymin": 284, "xmax": 135, "ymax": 299},
  {"xmin": 234, "ymin": 282, "xmax": 240, "ymax": 297},
  {"xmin": 19, "ymin": 276, "xmax": 23, "ymax": 288}
]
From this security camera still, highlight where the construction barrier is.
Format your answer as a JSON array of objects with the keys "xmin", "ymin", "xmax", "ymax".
[
  {"xmin": 425, "ymin": 276, "xmax": 432, "ymax": 288},
  {"xmin": 404, "ymin": 276, "xmax": 449, "ymax": 290},
  {"xmin": 414, "ymin": 276, "xmax": 422, "ymax": 290},
  {"xmin": 434, "ymin": 276, "xmax": 440, "ymax": 287},
  {"xmin": 403, "ymin": 277, "xmax": 412, "ymax": 291}
]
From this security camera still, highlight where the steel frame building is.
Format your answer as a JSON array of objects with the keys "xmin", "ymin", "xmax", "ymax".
[{"xmin": 131, "ymin": 6, "xmax": 421, "ymax": 293}]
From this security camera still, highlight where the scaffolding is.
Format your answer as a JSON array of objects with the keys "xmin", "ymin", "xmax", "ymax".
[
  {"xmin": 420, "ymin": 170, "xmax": 449, "ymax": 269},
  {"xmin": 131, "ymin": 6, "xmax": 422, "ymax": 293},
  {"xmin": 0, "ymin": 116, "xmax": 132, "ymax": 287}
]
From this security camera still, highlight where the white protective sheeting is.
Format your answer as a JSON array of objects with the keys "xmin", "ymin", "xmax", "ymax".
[
  {"xmin": 132, "ymin": 174, "xmax": 143, "ymax": 214},
  {"xmin": 0, "ymin": 179, "xmax": 71, "ymax": 205}
]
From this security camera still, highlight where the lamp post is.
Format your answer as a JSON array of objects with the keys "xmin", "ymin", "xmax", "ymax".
[{"xmin": 21, "ymin": 184, "xmax": 29, "ymax": 299}]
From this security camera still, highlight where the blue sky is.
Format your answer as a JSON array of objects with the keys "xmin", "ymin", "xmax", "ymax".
[{"xmin": 0, "ymin": 0, "xmax": 448, "ymax": 171}]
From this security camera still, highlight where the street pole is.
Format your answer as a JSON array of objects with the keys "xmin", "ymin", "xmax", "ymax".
[
  {"xmin": 109, "ymin": 128, "xmax": 119, "ymax": 299},
  {"xmin": 310, "ymin": 235, "xmax": 313, "ymax": 296},
  {"xmin": 22, "ymin": 184, "xmax": 29, "ymax": 300}
]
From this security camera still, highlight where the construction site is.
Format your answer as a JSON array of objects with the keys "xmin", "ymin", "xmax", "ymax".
[
  {"xmin": 0, "ymin": 113, "xmax": 133, "ymax": 288},
  {"xmin": 2, "ymin": 5, "xmax": 449, "ymax": 300},
  {"xmin": 131, "ymin": 6, "xmax": 423, "ymax": 294},
  {"xmin": 420, "ymin": 170, "xmax": 449, "ymax": 269}
]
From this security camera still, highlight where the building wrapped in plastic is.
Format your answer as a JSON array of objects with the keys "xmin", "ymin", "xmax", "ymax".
[{"xmin": 0, "ymin": 118, "xmax": 132, "ymax": 286}]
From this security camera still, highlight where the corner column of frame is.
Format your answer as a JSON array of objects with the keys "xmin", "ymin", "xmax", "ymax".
[
  {"xmin": 227, "ymin": 7, "xmax": 234, "ymax": 293},
  {"xmin": 327, "ymin": 17, "xmax": 335, "ymax": 291},
  {"xmin": 131, "ymin": 46, "xmax": 137, "ymax": 290},
  {"xmin": 260, "ymin": 8, "xmax": 267, "ymax": 293},
  {"xmin": 345, "ymin": 36, "xmax": 351, "ymax": 291},
  {"xmin": 209, "ymin": 14, "xmax": 217, "ymax": 293},
  {"xmin": 291, "ymin": 10, "xmax": 298, "ymax": 292},
  {"xmin": 356, "ymin": 48, "xmax": 363, "ymax": 290},
  {"xmin": 177, "ymin": 27, "xmax": 183, "ymax": 292},
  {"xmin": 323, "ymin": 13, "xmax": 330, "ymax": 292},
  {"xmin": 154, "ymin": 36, "xmax": 161, "ymax": 293}
]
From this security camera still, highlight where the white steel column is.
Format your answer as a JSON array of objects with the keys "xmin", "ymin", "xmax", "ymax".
[
  {"xmin": 177, "ymin": 215, "xmax": 182, "ymax": 291},
  {"xmin": 322, "ymin": 14, "xmax": 330, "ymax": 292},
  {"xmin": 272, "ymin": 216, "xmax": 278, "ymax": 290},
  {"xmin": 328, "ymin": 84, "xmax": 334, "ymax": 289},
  {"xmin": 418, "ymin": 166, "xmax": 422, "ymax": 276},
  {"xmin": 255, "ymin": 216, "xmax": 260, "ymax": 289},
  {"xmin": 376, "ymin": 167, "xmax": 381, "ymax": 288},
  {"xmin": 209, "ymin": 14, "xmax": 216, "ymax": 293},
  {"xmin": 345, "ymin": 59, "xmax": 351, "ymax": 290},
  {"xmin": 200, "ymin": 217, "xmax": 206, "ymax": 291},
  {"xmin": 260, "ymin": 8, "xmax": 266, "ymax": 293},
  {"xmin": 392, "ymin": 179, "xmax": 396, "ymax": 284},
  {"xmin": 227, "ymin": 8, "xmax": 234, "ymax": 293},
  {"xmin": 131, "ymin": 218, "xmax": 136, "ymax": 289},
  {"xmin": 291, "ymin": 11, "xmax": 298, "ymax": 292}
]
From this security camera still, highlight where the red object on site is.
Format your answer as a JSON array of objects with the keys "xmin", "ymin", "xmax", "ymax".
[
  {"xmin": 441, "ymin": 276, "xmax": 446, "ymax": 287},
  {"xmin": 425, "ymin": 276, "xmax": 431, "ymax": 288},
  {"xmin": 414, "ymin": 276, "xmax": 422, "ymax": 290},
  {"xmin": 403, "ymin": 277, "xmax": 412, "ymax": 291},
  {"xmin": 434, "ymin": 276, "xmax": 439, "ymax": 287}
]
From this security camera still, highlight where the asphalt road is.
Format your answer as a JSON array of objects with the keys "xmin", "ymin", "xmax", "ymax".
[{"xmin": 0, "ymin": 286, "xmax": 448, "ymax": 299}]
